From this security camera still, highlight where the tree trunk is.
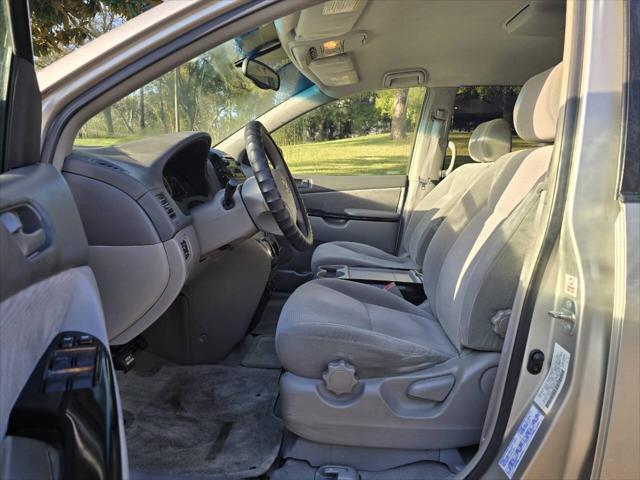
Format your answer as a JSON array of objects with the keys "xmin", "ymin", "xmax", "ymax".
[
  {"xmin": 139, "ymin": 87, "xmax": 145, "ymax": 131},
  {"xmin": 173, "ymin": 68, "xmax": 180, "ymax": 132},
  {"xmin": 158, "ymin": 81, "xmax": 169, "ymax": 133},
  {"xmin": 390, "ymin": 88, "xmax": 409, "ymax": 140},
  {"xmin": 102, "ymin": 107, "xmax": 114, "ymax": 136}
]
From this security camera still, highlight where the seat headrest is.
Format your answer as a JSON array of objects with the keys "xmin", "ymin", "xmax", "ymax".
[
  {"xmin": 468, "ymin": 118, "xmax": 512, "ymax": 163},
  {"xmin": 514, "ymin": 63, "xmax": 563, "ymax": 143}
]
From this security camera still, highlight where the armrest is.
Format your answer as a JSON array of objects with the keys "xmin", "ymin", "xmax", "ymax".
[{"xmin": 343, "ymin": 208, "xmax": 401, "ymax": 220}]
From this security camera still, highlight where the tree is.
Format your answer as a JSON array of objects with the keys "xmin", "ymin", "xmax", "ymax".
[
  {"xmin": 453, "ymin": 86, "xmax": 520, "ymax": 130},
  {"xmin": 102, "ymin": 107, "xmax": 114, "ymax": 136},
  {"xmin": 390, "ymin": 88, "xmax": 409, "ymax": 140},
  {"xmin": 30, "ymin": 0, "xmax": 160, "ymax": 67},
  {"xmin": 139, "ymin": 87, "xmax": 145, "ymax": 131}
]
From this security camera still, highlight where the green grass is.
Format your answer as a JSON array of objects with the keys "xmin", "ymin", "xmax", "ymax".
[
  {"xmin": 283, "ymin": 133, "xmax": 415, "ymax": 176},
  {"xmin": 74, "ymin": 131, "xmax": 539, "ymax": 176},
  {"xmin": 74, "ymin": 135, "xmax": 144, "ymax": 147}
]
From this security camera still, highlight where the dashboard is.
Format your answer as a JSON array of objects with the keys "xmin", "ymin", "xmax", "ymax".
[
  {"xmin": 61, "ymin": 132, "xmax": 260, "ymax": 345},
  {"xmin": 161, "ymin": 147, "xmax": 248, "ymax": 213}
]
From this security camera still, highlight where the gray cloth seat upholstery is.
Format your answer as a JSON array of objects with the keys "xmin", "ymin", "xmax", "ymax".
[
  {"xmin": 309, "ymin": 241, "xmax": 418, "ymax": 271},
  {"xmin": 277, "ymin": 278, "xmax": 457, "ymax": 379},
  {"xmin": 277, "ymin": 63, "xmax": 562, "ymax": 389},
  {"xmin": 310, "ymin": 118, "xmax": 512, "ymax": 273}
]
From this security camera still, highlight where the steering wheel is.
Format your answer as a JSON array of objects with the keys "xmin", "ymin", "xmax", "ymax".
[{"xmin": 244, "ymin": 121, "xmax": 313, "ymax": 251}]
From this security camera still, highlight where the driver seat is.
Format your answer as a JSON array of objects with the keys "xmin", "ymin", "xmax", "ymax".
[
  {"xmin": 310, "ymin": 118, "xmax": 513, "ymax": 272},
  {"xmin": 275, "ymin": 63, "xmax": 562, "ymax": 450}
]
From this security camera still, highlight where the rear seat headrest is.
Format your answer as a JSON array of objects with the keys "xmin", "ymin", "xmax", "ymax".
[
  {"xmin": 468, "ymin": 118, "xmax": 512, "ymax": 163},
  {"xmin": 514, "ymin": 63, "xmax": 563, "ymax": 143}
]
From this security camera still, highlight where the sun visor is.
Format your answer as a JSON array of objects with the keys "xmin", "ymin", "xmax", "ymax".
[
  {"xmin": 308, "ymin": 54, "xmax": 359, "ymax": 87},
  {"xmin": 295, "ymin": 0, "xmax": 368, "ymax": 41},
  {"xmin": 503, "ymin": 1, "xmax": 565, "ymax": 37}
]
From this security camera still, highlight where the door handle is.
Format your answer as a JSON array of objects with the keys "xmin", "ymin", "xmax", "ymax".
[
  {"xmin": 0, "ymin": 208, "xmax": 47, "ymax": 257},
  {"xmin": 294, "ymin": 178, "xmax": 311, "ymax": 189}
]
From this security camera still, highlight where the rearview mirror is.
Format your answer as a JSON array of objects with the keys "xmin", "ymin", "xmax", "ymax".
[{"xmin": 242, "ymin": 58, "xmax": 280, "ymax": 91}]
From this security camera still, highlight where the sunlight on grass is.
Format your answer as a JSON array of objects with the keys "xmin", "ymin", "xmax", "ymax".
[
  {"xmin": 74, "ymin": 135, "xmax": 144, "ymax": 147},
  {"xmin": 284, "ymin": 133, "xmax": 414, "ymax": 176}
]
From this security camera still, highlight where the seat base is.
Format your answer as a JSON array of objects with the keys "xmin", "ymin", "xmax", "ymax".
[
  {"xmin": 279, "ymin": 351, "xmax": 499, "ymax": 450},
  {"xmin": 282, "ymin": 434, "xmax": 467, "ymax": 473}
]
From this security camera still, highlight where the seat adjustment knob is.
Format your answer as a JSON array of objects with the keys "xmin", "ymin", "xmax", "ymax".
[{"xmin": 323, "ymin": 360, "xmax": 358, "ymax": 396}]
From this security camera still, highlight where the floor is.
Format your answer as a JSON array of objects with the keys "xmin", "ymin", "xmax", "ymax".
[
  {"xmin": 117, "ymin": 294, "xmax": 287, "ymax": 479},
  {"xmin": 117, "ymin": 292, "xmax": 458, "ymax": 480}
]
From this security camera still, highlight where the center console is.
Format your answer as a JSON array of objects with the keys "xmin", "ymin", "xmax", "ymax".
[{"xmin": 315, "ymin": 265, "xmax": 425, "ymax": 304}]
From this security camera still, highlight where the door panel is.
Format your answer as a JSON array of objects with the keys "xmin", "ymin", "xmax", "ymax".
[
  {"xmin": 0, "ymin": 1, "xmax": 127, "ymax": 477},
  {"xmin": 310, "ymin": 216, "xmax": 399, "ymax": 252},
  {"xmin": 0, "ymin": 166, "xmax": 127, "ymax": 479},
  {"xmin": 300, "ymin": 174, "xmax": 405, "ymax": 248},
  {"xmin": 275, "ymin": 175, "xmax": 405, "ymax": 290}
]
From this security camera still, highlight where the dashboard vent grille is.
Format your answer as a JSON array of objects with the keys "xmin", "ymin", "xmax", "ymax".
[
  {"xmin": 91, "ymin": 159, "xmax": 128, "ymax": 174},
  {"xmin": 155, "ymin": 193, "xmax": 177, "ymax": 220}
]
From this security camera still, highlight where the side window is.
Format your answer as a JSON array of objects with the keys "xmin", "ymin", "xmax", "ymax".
[
  {"xmin": 446, "ymin": 86, "xmax": 540, "ymax": 169},
  {"xmin": 273, "ymin": 87, "xmax": 427, "ymax": 176},
  {"xmin": 0, "ymin": 0, "xmax": 14, "ymax": 168}
]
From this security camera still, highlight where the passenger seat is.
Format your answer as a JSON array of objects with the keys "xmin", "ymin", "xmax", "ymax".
[
  {"xmin": 310, "ymin": 118, "xmax": 512, "ymax": 272},
  {"xmin": 274, "ymin": 63, "xmax": 563, "ymax": 450}
]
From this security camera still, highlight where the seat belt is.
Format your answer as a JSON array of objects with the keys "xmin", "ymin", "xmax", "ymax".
[
  {"xmin": 440, "ymin": 140, "xmax": 457, "ymax": 178},
  {"xmin": 417, "ymin": 107, "xmax": 448, "ymax": 194}
]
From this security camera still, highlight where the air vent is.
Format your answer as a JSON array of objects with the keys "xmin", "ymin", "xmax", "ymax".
[
  {"xmin": 180, "ymin": 239, "xmax": 190, "ymax": 260},
  {"xmin": 155, "ymin": 192, "xmax": 177, "ymax": 220},
  {"xmin": 92, "ymin": 159, "xmax": 128, "ymax": 174}
]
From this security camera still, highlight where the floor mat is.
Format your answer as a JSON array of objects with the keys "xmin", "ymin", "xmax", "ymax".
[
  {"xmin": 242, "ymin": 335, "xmax": 281, "ymax": 369},
  {"xmin": 118, "ymin": 364, "xmax": 282, "ymax": 479},
  {"xmin": 251, "ymin": 293, "xmax": 288, "ymax": 336}
]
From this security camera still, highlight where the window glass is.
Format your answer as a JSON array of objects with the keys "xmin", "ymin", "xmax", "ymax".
[
  {"xmin": 273, "ymin": 87, "xmax": 427, "ymax": 176},
  {"xmin": 446, "ymin": 86, "xmax": 539, "ymax": 169},
  {"xmin": 30, "ymin": 0, "xmax": 160, "ymax": 69},
  {"xmin": 74, "ymin": 27, "xmax": 312, "ymax": 148},
  {"xmin": 0, "ymin": 0, "xmax": 14, "ymax": 168}
]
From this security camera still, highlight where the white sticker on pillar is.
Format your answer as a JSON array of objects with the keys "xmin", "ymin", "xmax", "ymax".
[
  {"xmin": 499, "ymin": 405, "xmax": 544, "ymax": 479},
  {"xmin": 534, "ymin": 343, "xmax": 571, "ymax": 414},
  {"xmin": 564, "ymin": 273, "xmax": 578, "ymax": 297}
]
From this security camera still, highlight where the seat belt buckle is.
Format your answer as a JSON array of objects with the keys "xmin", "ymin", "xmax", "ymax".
[{"xmin": 383, "ymin": 282, "xmax": 403, "ymax": 298}]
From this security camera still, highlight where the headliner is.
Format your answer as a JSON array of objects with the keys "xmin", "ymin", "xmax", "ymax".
[{"xmin": 277, "ymin": 0, "xmax": 565, "ymax": 97}]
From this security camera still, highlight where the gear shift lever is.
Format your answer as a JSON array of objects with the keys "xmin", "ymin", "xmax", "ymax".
[{"xmin": 222, "ymin": 178, "xmax": 238, "ymax": 210}]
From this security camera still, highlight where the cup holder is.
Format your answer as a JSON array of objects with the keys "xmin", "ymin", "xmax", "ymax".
[{"xmin": 317, "ymin": 265, "xmax": 346, "ymax": 279}]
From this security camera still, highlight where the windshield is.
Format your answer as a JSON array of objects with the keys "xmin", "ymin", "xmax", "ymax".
[{"xmin": 75, "ymin": 25, "xmax": 311, "ymax": 148}]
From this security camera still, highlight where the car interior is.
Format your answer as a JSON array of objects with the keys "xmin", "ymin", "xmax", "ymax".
[{"xmin": 0, "ymin": 0, "xmax": 574, "ymax": 478}]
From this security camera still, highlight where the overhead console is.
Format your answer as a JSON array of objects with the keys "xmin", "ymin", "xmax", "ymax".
[{"xmin": 276, "ymin": 0, "xmax": 369, "ymax": 89}]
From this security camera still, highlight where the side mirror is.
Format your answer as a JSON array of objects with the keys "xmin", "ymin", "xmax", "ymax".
[{"xmin": 242, "ymin": 58, "xmax": 280, "ymax": 91}]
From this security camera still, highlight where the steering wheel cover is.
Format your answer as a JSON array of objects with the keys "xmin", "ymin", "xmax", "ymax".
[{"xmin": 244, "ymin": 121, "xmax": 313, "ymax": 250}]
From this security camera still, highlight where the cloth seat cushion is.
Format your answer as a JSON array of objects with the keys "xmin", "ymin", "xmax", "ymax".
[
  {"xmin": 276, "ymin": 278, "xmax": 457, "ymax": 379},
  {"xmin": 310, "ymin": 241, "xmax": 417, "ymax": 273}
]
